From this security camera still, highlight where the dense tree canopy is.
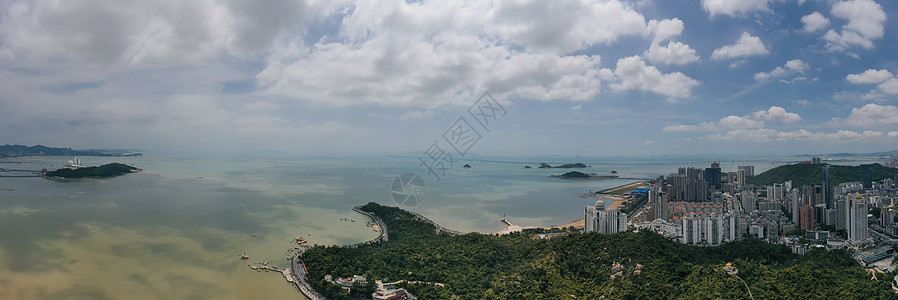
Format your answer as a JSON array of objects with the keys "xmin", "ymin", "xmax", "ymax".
[{"xmin": 302, "ymin": 203, "xmax": 897, "ymax": 299}]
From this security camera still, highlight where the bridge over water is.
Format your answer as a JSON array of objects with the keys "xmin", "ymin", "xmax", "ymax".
[{"xmin": 454, "ymin": 158, "xmax": 873, "ymax": 167}]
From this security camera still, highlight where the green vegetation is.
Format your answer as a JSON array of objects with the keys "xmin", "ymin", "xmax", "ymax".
[
  {"xmin": 303, "ymin": 203, "xmax": 896, "ymax": 299},
  {"xmin": 44, "ymin": 163, "xmax": 141, "ymax": 179},
  {"xmin": 747, "ymin": 163, "xmax": 898, "ymax": 188},
  {"xmin": 620, "ymin": 193, "xmax": 648, "ymax": 215},
  {"xmin": 551, "ymin": 171, "xmax": 619, "ymax": 179}
]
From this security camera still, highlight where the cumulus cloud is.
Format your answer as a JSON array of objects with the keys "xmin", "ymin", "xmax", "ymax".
[
  {"xmin": 644, "ymin": 42, "xmax": 700, "ymax": 65},
  {"xmin": 711, "ymin": 32, "xmax": 769, "ymax": 60},
  {"xmin": 879, "ymin": 78, "xmax": 898, "ymax": 95},
  {"xmin": 800, "ymin": 11, "xmax": 830, "ymax": 33},
  {"xmin": 486, "ymin": 0, "xmax": 649, "ymax": 54},
  {"xmin": 643, "ymin": 18, "xmax": 699, "ymax": 65},
  {"xmin": 610, "ymin": 56, "xmax": 700, "ymax": 99},
  {"xmin": 754, "ymin": 59, "xmax": 809, "ymax": 81},
  {"xmin": 846, "ymin": 69, "xmax": 894, "ymax": 84},
  {"xmin": 823, "ymin": 0, "xmax": 887, "ymax": 51},
  {"xmin": 718, "ymin": 115, "xmax": 764, "ymax": 128},
  {"xmin": 647, "ymin": 18, "xmax": 684, "ymax": 44},
  {"xmin": 752, "ymin": 106, "xmax": 801, "ymax": 123},
  {"xmin": 708, "ymin": 129, "xmax": 888, "ymax": 143},
  {"xmin": 701, "ymin": 0, "xmax": 771, "ymax": 17},
  {"xmin": 847, "ymin": 103, "xmax": 898, "ymax": 127}
]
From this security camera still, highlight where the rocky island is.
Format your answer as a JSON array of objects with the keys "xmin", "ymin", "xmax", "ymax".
[
  {"xmin": 551, "ymin": 171, "xmax": 619, "ymax": 180},
  {"xmin": 43, "ymin": 163, "xmax": 142, "ymax": 179}
]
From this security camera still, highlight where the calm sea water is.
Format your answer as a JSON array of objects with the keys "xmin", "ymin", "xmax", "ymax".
[{"xmin": 0, "ymin": 153, "xmax": 867, "ymax": 299}]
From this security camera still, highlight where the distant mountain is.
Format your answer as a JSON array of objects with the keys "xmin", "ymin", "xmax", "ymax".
[
  {"xmin": 747, "ymin": 163, "xmax": 898, "ymax": 187},
  {"xmin": 799, "ymin": 149, "xmax": 898, "ymax": 158},
  {"xmin": 0, "ymin": 145, "xmax": 142, "ymax": 157}
]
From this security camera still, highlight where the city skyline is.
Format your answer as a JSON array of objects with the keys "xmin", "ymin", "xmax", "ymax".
[{"xmin": 1, "ymin": 0, "xmax": 897, "ymax": 156}]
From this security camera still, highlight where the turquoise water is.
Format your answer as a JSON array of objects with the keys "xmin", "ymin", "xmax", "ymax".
[{"xmin": 0, "ymin": 153, "xmax": 871, "ymax": 299}]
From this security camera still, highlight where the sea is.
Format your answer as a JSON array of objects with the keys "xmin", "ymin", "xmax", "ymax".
[{"xmin": 0, "ymin": 153, "xmax": 876, "ymax": 299}]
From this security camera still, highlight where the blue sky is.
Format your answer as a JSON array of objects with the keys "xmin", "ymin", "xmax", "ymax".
[{"xmin": 0, "ymin": 0, "xmax": 897, "ymax": 156}]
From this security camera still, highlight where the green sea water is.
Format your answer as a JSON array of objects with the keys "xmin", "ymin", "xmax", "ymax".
[{"xmin": 0, "ymin": 153, "xmax": 838, "ymax": 299}]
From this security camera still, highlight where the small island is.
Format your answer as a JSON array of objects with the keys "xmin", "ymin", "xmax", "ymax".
[
  {"xmin": 538, "ymin": 162, "xmax": 588, "ymax": 168},
  {"xmin": 551, "ymin": 171, "xmax": 619, "ymax": 180},
  {"xmin": 462, "ymin": 164, "xmax": 472, "ymax": 168},
  {"xmin": 524, "ymin": 165, "xmax": 532, "ymax": 168},
  {"xmin": 43, "ymin": 163, "xmax": 142, "ymax": 179}
]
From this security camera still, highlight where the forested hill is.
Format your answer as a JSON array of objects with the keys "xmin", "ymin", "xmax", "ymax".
[
  {"xmin": 747, "ymin": 163, "xmax": 898, "ymax": 188},
  {"xmin": 302, "ymin": 202, "xmax": 896, "ymax": 299},
  {"xmin": 44, "ymin": 163, "xmax": 141, "ymax": 179}
]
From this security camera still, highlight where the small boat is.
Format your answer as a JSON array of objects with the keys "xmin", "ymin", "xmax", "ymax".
[{"xmin": 240, "ymin": 251, "xmax": 249, "ymax": 260}]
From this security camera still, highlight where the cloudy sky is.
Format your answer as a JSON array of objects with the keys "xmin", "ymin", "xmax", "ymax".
[{"xmin": 1, "ymin": 0, "xmax": 897, "ymax": 156}]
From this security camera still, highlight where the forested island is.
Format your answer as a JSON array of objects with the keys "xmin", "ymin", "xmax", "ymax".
[
  {"xmin": 748, "ymin": 163, "xmax": 898, "ymax": 187},
  {"xmin": 538, "ymin": 162, "xmax": 588, "ymax": 168},
  {"xmin": 302, "ymin": 203, "xmax": 895, "ymax": 299},
  {"xmin": 44, "ymin": 163, "xmax": 142, "ymax": 179},
  {"xmin": 0, "ymin": 144, "xmax": 142, "ymax": 157},
  {"xmin": 551, "ymin": 171, "xmax": 618, "ymax": 179}
]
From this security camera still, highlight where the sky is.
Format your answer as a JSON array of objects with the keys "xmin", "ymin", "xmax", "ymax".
[{"xmin": 1, "ymin": 0, "xmax": 897, "ymax": 157}]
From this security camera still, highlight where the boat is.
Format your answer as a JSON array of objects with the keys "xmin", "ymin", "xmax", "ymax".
[{"xmin": 240, "ymin": 251, "xmax": 249, "ymax": 260}]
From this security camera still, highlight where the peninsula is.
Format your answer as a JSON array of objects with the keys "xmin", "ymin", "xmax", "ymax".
[
  {"xmin": 43, "ymin": 163, "xmax": 142, "ymax": 179},
  {"xmin": 299, "ymin": 202, "xmax": 895, "ymax": 299}
]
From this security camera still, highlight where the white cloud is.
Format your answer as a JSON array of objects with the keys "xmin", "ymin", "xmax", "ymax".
[
  {"xmin": 647, "ymin": 18, "xmax": 684, "ymax": 43},
  {"xmin": 711, "ymin": 32, "xmax": 769, "ymax": 60},
  {"xmin": 708, "ymin": 128, "xmax": 888, "ymax": 143},
  {"xmin": 701, "ymin": 0, "xmax": 771, "ymax": 17},
  {"xmin": 718, "ymin": 115, "xmax": 764, "ymax": 128},
  {"xmin": 846, "ymin": 69, "xmax": 893, "ymax": 84},
  {"xmin": 800, "ymin": 11, "xmax": 830, "ymax": 33},
  {"xmin": 571, "ymin": 105, "xmax": 582, "ymax": 110},
  {"xmin": 823, "ymin": 0, "xmax": 887, "ymax": 51},
  {"xmin": 486, "ymin": 0, "xmax": 649, "ymax": 54},
  {"xmin": 879, "ymin": 78, "xmax": 898, "ymax": 95},
  {"xmin": 795, "ymin": 100, "xmax": 810, "ymax": 106},
  {"xmin": 754, "ymin": 59, "xmax": 809, "ymax": 81},
  {"xmin": 643, "ymin": 18, "xmax": 699, "ymax": 65},
  {"xmin": 752, "ymin": 106, "xmax": 801, "ymax": 123},
  {"xmin": 889, "ymin": 132, "xmax": 898, "ymax": 138},
  {"xmin": 847, "ymin": 104, "xmax": 898, "ymax": 127},
  {"xmin": 610, "ymin": 56, "xmax": 700, "ymax": 99},
  {"xmin": 662, "ymin": 122, "xmax": 716, "ymax": 132},
  {"xmin": 784, "ymin": 59, "xmax": 810, "ymax": 72},
  {"xmin": 645, "ymin": 42, "xmax": 700, "ymax": 65}
]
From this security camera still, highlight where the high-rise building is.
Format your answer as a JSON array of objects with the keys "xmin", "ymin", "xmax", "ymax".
[
  {"xmin": 848, "ymin": 193, "xmax": 868, "ymax": 244},
  {"xmin": 823, "ymin": 166, "xmax": 834, "ymax": 209},
  {"xmin": 741, "ymin": 191, "xmax": 758, "ymax": 212},
  {"xmin": 881, "ymin": 210, "xmax": 896, "ymax": 227},
  {"xmin": 584, "ymin": 204, "xmax": 598, "ymax": 232},
  {"xmin": 738, "ymin": 165, "xmax": 755, "ymax": 177},
  {"xmin": 814, "ymin": 204, "xmax": 827, "ymax": 225},
  {"xmin": 791, "ymin": 189, "xmax": 800, "ymax": 225},
  {"xmin": 704, "ymin": 162, "xmax": 722, "ymax": 190},
  {"xmin": 585, "ymin": 198, "xmax": 627, "ymax": 234},
  {"xmin": 861, "ymin": 165, "xmax": 873, "ymax": 189},
  {"xmin": 650, "ymin": 189, "xmax": 668, "ymax": 221},
  {"xmin": 835, "ymin": 198, "xmax": 847, "ymax": 231},
  {"xmin": 736, "ymin": 169, "xmax": 745, "ymax": 187},
  {"xmin": 800, "ymin": 205, "xmax": 815, "ymax": 231}
]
